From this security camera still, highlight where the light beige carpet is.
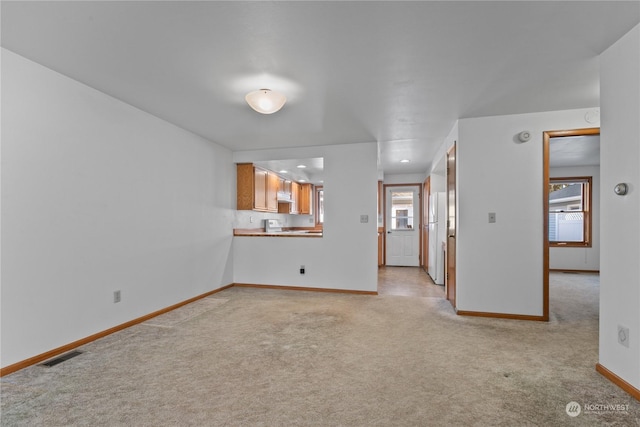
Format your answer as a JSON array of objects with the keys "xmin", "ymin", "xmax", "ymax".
[{"xmin": 1, "ymin": 272, "xmax": 638, "ymax": 426}]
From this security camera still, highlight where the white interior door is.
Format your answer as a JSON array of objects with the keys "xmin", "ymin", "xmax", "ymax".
[{"xmin": 386, "ymin": 186, "xmax": 420, "ymax": 266}]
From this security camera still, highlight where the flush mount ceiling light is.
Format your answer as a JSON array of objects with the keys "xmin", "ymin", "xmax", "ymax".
[
  {"xmin": 400, "ymin": 159, "xmax": 410, "ymax": 163},
  {"xmin": 245, "ymin": 89, "xmax": 286, "ymax": 114}
]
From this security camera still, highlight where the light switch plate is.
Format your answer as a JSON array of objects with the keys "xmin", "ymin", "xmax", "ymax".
[
  {"xmin": 360, "ymin": 215, "xmax": 369, "ymax": 223},
  {"xmin": 488, "ymin": 212, "xmax": 496, "ymax": 223}
]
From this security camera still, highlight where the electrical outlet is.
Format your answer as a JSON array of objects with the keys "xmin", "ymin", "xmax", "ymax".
[
  {"xmin": 249, "ymin": 216, "xmax": 254, "ymax": 223},
  {"xmin": 113, "ymin": 290, "xmax": 121, "ymax": 303},
  {"xmin": 300, "ymin": 265, "xmax": 305, "ymax": 275},
  {"xmin": 618, "ymin": 325, "xmax": 629, "ymax": 348}
]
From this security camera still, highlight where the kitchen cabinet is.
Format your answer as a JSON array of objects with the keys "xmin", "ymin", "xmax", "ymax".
[
  {"xmin": 277, "ymin": 201, "xmax": 292, "ymax": 214},
  {"xmin": 279, "ymin": 181, "xmax": 300, "ymax": 214},
  {"xmin": 238, "ymin": 163, "xmax": 311, "ymax": 215},
  {"xmin": 291, "ymin": 182, "xmax": 300, "ymax": 214},
  {"xmin": 237, "ymin": 163, "xmax": 279, "ymax": 212},
  {"xmin": 253, "ymin": 168, "xmax": 267, "ymax": 210},
  {"xmin": 278, "ymin": 178, "xmax": 292, "ymax": 198},
  {"xmin": 278, "ymin": 182, "xmax": 313, "ymax": 215},
  {"xmin": 266, "ymin": 170, "xmax": 279, "ymax": 211},
  {"xmin": 299, "ymin": 183, "xmax": 312, "ymax": 214},
  {"xmin": 264, "ymin": 171, "xmax": 278, "ymax": 212}
]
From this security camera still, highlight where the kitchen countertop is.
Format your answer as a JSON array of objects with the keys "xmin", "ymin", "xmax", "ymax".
[{"xmin": 233, "ymin": 228, "xmax": 323, "ymax": 237}]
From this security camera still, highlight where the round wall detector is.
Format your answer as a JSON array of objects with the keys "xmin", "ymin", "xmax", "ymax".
[
  {"xmin": 518, "ymin": 131, "xmax": 532, "ymax": 142},
  {"xmin": 614, "ymin": 183, "xmax": 628, "ymax": 196}
]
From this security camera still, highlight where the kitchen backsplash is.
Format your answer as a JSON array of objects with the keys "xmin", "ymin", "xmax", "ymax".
[{"xmin": 234, "ymin": 210, "xmax": 314, "ymax": 229}]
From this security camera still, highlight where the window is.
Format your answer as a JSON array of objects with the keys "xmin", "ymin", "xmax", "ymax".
[
  {"xmin": 315, "ymin": 186, "xmax": 324, "ymax": 226},
  {"xmin": 549, "ymin": 177, "xmax": 592, "ymax": 247},
  {"xmin": 390, "ymin": 191, "xmax": 414, "ymax": 230}
]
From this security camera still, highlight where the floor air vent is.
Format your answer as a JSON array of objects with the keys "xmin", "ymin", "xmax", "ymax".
[{"xmin": 40, "ymin": 350, "xmax": 83, "ymax": 367}]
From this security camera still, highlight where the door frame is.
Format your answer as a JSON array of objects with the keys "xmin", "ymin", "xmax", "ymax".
[
  {"xmin": 446, "ymin": 143, "xmax": 457, "ymax": 307},
  {"xmin": 383, "ymin": 183, "xmax": 423, "ymax": 267},
  {"xmin": 542, "ymin": 127, "xmax": 600, "ymax": 321},
  {"xmin": 422, "ymin": 176, "xmax": 431, "ymax": 271}
]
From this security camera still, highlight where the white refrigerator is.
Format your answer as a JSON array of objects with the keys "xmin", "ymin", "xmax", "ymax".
[{"xmin": 427, "ymin": 192, "xmax": 446, "ymax": 285}]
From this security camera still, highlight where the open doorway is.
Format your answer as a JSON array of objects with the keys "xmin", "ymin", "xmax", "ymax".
[{"xmin": 543, "ymin": 128, "xmax": 600, "ymax": 320}]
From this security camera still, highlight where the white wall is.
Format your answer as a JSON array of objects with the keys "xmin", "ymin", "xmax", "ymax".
[
  {"xmin": 1, "ymin": 50, "xmax": 235, "ymax": 368},
  {"xmin": 383, "ymin": 173, "xmax": 425, "ymax": 185},
  {"xmin": 430, "ymin": 122, "xmax": 458, "ymax": 176},
  {"xmin": 599, "ymin": 24, "xmax": 640, "ymax": 390},
  {"xmin": 429, "ymin": 173, "xmax": 446, "ymax": 194},
  {"xmin": 456, "ymin": 108, "xmax": 600, "ymax": 316},
  {"xmin": 233, "ymin": 143, "xmax": 379, "ymax": 292},
  {"xmin": 429, "ymin": 121, "xmax": 458, "ymax": 193},
  {"xmin": 549, "ymin": 165, "xmax": 600, "ymax": 271}
]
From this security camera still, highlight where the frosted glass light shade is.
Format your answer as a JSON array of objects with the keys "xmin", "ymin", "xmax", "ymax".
[{"xmin": 245, "ymin": 89, "xmax": 286, "ymax": 114}]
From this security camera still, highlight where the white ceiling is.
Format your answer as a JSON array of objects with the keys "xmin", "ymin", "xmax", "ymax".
[
  {"xmin": 254, "ymin": 158, "xmax": 324, "ymax": 185},
  {"xmin": 2, "ymin": 1, "xmax": 638, "ymax": 175}
]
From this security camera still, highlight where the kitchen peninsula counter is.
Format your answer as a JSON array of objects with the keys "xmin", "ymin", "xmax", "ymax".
[{"xmin": 233, "ymin": 228, "xmax": 323, "ymax": 238}]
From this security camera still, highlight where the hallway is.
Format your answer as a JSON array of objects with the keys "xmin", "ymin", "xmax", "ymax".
[{"xmin": 377, "ymin": 266, "xmax": 445, "ymax": 298}]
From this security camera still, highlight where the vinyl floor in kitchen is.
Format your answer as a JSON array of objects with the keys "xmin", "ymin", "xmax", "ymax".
[{"xmin": 377, "ymin": 266, "xmax": 445, "ymax": 298}]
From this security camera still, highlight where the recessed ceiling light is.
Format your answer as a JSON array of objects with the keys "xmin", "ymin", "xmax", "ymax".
[
  {"xmin": 279, "ymin": 170, "xmax": 288, "ymax": 174},
  {"xmin": 299, "ymin": 179, "xmax": 306, "ymax": 182},
  {"xmin": 297, "ymin": 164, "xmax": 306, "ymax": 169},
  {"xmin": 400, "ymin": 159, "xmax": 410, "ymax": 163}
]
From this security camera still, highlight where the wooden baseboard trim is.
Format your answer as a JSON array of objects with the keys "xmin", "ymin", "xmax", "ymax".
[
  {"xmin": 1, "ymin": 283, "xmax": 375, "ymax": 376},
  {"xmin": 1, "ymin": 282, "xmax": 376, "ymax": 376},
  {"xmin": 596, "ymin": 363, "xmax": 640, "ymax": 401},
  {"xmin": 456, "ymin": 310, "xmax": 547, "ymax": 322},
  {"xmin": 549, "ymin": 269, "xmax": 600, "ymax": 274},
  {"xmin": 233, "ymin": 283, "xmax": 378, "ymax": 296},
  {"xmin": 0, "ymin": 284, "xmax": 234, "ymax": 377}
]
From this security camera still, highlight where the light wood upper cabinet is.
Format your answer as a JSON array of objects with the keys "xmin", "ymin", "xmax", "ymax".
[
  {"xmin": 278, "ymin": 178, "xmax": 292, "ymax": 197},
  {"xmin": 278, "ymin": 181, "xmax": 313, "ymax": 215},
  {"xmin": 238, "ymin": 163, "xmax": 311, "ymax": 215},
  {"xmin": 237, "ymin": 163, "xmax": 255, "ymax": 210},
  {"xmin": 299, "ymin": 183, "xmax": 312, "ymax": 215},
  {"xmin": 281, "ymin": 181, "xmax": 300, "ymax": 214},
  {"xmin": 253, "ymin": 167, "xmax": 268, "ymax": 210},
  {"xmin": 237, "ymin": 163, "xmax": 279, "ymax": 212},
  {"xmin": 266, "ymin": 171, "xmax": 279, "ymax": 212}
]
